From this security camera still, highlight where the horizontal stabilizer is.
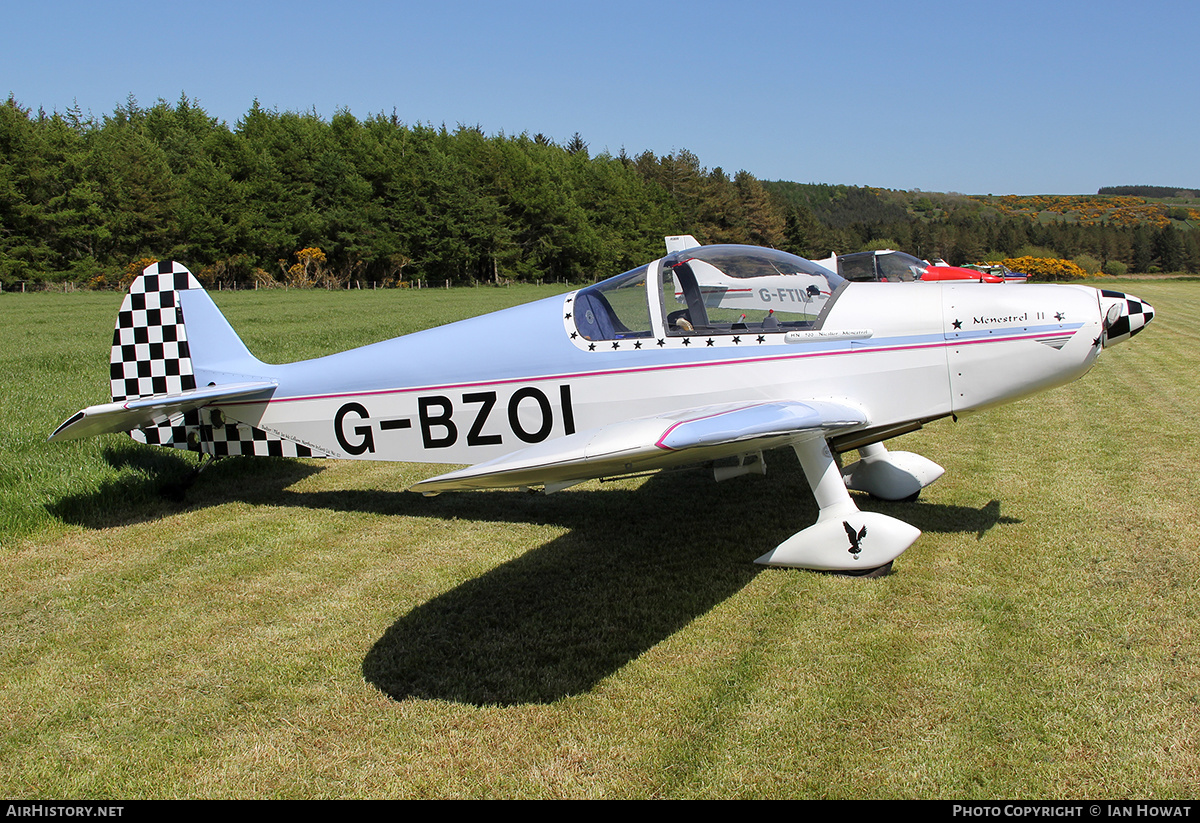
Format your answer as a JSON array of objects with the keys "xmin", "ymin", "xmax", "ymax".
[
  {"xmin": 409, "ymin": 399, "xmax": 866, "ymax": 493},
  {"xmin": 49, "ymin": 381, "xmax": 278, "ymax": 442}
]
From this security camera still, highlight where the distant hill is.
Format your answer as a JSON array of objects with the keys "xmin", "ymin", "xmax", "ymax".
[
  {"xmin": 1099, "ymin": 186, "xmax": 1198, "ymax": 198},
  {"xmin": 761, "ymin": 182, "xmax": 1199, "ymax": 274},
  {"xmin": 764, "ymin": 183, "xmax": 1200, "ymax": 231},
  {"xmin": 968, "ymin": 194, "xmax": 1200, "ymax": 229}
]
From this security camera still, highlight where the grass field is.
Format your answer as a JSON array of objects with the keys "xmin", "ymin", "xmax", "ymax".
[{"xmin": 2, "ymin": 280, "xmax": 1198, "ymax": 798}]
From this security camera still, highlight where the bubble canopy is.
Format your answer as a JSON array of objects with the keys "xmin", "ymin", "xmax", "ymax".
[
  {"xmin": 662, "ymin": 245, "xmax": 844, "ymax": 286},
  {"xmin": 572, "ymin": 245, "xmax": 846, "ymax": 342}
]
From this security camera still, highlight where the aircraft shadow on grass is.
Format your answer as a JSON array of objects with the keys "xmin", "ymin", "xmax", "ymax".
[
  {"xmin": 350, "ymin": 457, "xmax": 1021, "ymax": 707},
  {"xmin": 48, "ymin": 446, "xmax": 1019, "ymax": 707},
  {"xmin": 45, "ymin": 445, "xmax": 323, "ymax": 528}
]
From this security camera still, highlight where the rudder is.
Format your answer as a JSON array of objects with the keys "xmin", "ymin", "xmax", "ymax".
[
  {"xmin": 109, "ymin": 261, "xmax": 324, "ymax": 459},
  {"xmin": 111, "ymin": 261, "xmax": 202, "ymax": 404}
]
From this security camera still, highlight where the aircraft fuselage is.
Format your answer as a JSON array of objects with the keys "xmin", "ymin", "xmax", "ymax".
[{"xmin": 201, "ymin": 279, "xmax": 1107, "ymax": 467}]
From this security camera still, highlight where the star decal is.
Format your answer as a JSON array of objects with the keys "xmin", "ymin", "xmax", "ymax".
[
  {"xmin": 611, "ymin": 341, "xmax": 620, "ymax": 349},
  {"xmin": 633, "ymin": 340, "xmax": 642, "ymax": 349},
  {"xmin": 682, "ymin": 338, "xmax": 691, "ymax": 346},
  {"xmin": 756, "ymin": 335, "xmax": 766, "ymax": 344},
  {"xmin": 588, "ymin": 343, "xmax": 596, "ymax": 351},
  {"xmin": 570, "ymin": 331, "xmax": 578, "ymax": 339},
  {"xmin": 657, "ymin": 338, "xmax": 666, "ymax": 347},
  {"xmin": 705, "ymin": 338, "xmax": 715, "ymax": 346},
  {"xmin": 732, "ymin": 336, "xmax": 741, "ymax": 344},
  {"xmin": 564, "ymin": 312, "xmax": 571, "ymax": 320},
  {"xmin": 952, "ymin": 319, "xmax": 962, "ymax": 330},
  {"xmin": 1055, "ymin": 312, "xmax": 1064, "ymax": 321}
]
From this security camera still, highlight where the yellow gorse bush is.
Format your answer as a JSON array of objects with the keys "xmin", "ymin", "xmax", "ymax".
[{"xmin": 999, "ymin": 256, "xmax": 1089, "ymax": 281}]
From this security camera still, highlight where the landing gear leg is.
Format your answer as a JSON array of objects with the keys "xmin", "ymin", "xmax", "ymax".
[{"xmin": 754, "ymin": 437, "xmax": 920, "ymax": 572}]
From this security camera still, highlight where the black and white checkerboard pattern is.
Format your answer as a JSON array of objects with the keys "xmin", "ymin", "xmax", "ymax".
[
  {"xmin": 110, "ymin": 261, "xmax": 199, "ymax": 404},
  {"xmin": 202, "ymin": 416, "xmax": 322, "ymax": 458},
  {"xmin": 1101, "ymin": 290, "xmax": 1154, "ymax": 343},
  {"xmin": 111, "ymin": 261, "xmax": 324, "ymax": 459}
]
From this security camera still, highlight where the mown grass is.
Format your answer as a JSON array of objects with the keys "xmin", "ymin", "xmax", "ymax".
[{"xmin": 1, "ymin": 281, "xmax": 1197, "ymax": 798}]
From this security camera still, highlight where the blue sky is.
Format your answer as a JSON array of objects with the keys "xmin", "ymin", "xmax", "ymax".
[{"xmin": 5, "ymin": 0, "xmax": 1196, "ymax": 195}]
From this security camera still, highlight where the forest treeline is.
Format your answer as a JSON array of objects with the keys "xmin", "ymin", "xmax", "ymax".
[
  {"xmin": 1099, "ymin": 185, "xmax": 1197, "ymax": 198},
  {"xmin": 2, "ymin": 95, "xmax": 1197, "ymax": 288}
]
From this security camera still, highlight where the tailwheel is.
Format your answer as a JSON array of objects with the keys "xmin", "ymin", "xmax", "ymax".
[{"xmin": 159, "ymin": 453, "xmax": 217, "ymax": 502}]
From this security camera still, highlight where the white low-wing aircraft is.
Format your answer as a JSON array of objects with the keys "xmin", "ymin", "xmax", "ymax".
[{"xmin": 51, "ymin": 236, "xmax": 1154, "ymax": 575}]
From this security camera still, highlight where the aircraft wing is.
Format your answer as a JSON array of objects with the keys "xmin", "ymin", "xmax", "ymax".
[
  {"xmin": 409, "ymin": 399, "xmax": 867, "ymax": 493},
  {"xmin": 49, "ymin": 381, "xmax": 278, "ymax": 442}
]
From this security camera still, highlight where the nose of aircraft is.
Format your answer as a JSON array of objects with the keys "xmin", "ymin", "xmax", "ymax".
[{"xmin": 1100, "ymin": 289, "xmax": 1155, "ymax": 347}]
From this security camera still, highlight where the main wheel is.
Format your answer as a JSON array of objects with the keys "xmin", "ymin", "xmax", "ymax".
[{"xmin": 834, "ymin": 561, "xmax": 893, "ymax": 579}]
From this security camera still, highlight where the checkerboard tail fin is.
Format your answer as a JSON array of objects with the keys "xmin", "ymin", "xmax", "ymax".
[
  {"xmin": 109, "ymin": 261, "xmax": 207, "ymax": 405},
  {"xmin": 96, "ymin": 260, "xmax": 324, "ymax": 458}
]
